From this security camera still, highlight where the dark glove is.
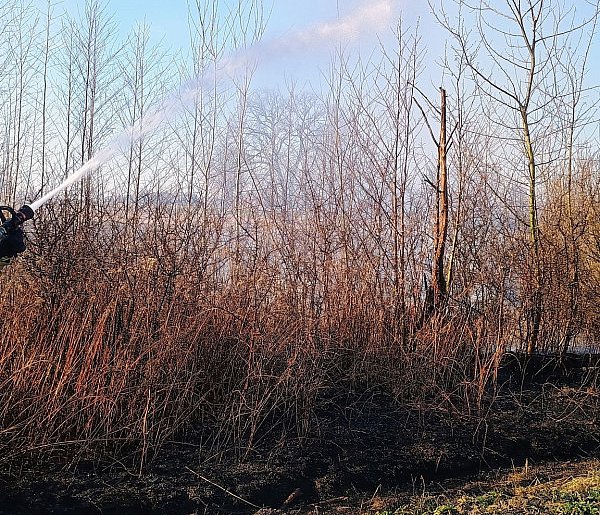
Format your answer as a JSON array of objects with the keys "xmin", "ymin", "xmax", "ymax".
[{"xmin": 0, "ymin": 227, "xmax": 26, "ymax": 261}]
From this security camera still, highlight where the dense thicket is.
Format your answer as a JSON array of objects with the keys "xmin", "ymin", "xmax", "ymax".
[{"xmin": 0, "ymin": 0, "xmax": 598, "ymax": 467}]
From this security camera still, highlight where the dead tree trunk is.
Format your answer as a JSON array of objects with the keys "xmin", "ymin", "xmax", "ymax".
[
  {"xmin": 432, "ymin": 87, "xmax": 449, "ymax": 306},
  {"xmin": 418, "ymin": 87, "xmax": 450, "ymax": 326}
]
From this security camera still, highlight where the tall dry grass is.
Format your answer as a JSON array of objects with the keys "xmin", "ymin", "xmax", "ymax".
[{"xmin": 0, "ymin": 184, "xmax": 595, "ymax": 470}]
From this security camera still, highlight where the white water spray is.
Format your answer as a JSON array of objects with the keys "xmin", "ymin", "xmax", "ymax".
[{"xmin": 28, "ymin": 0, "xmax": 397, "ymax": 213}]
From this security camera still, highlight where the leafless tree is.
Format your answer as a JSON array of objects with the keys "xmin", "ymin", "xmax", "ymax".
[{"xmin": 433, "ymin": 0, "xmax": 600, "ymax": 354}]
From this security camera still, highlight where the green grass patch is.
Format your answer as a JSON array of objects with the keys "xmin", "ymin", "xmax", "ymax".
[{"xmin": 371, "ymin": 462, "xmax": 600, "ymax": 515}]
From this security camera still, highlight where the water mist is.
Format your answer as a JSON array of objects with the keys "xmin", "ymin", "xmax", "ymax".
[{"xmin": 28, "ymin": 0, "xmax": 397, "ymax": 214}]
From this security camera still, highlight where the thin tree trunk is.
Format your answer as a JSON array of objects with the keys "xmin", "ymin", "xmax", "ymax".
[{"xmin": 432, "ymin": 87, "xmax": 448, "ymax": 306}]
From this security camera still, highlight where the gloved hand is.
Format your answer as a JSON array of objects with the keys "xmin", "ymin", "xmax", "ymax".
[{"xmin": 0, "ymin": 227, "xmax": 26, "ymax": 266}]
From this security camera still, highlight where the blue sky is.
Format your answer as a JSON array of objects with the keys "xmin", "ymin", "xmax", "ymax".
[
  {"xmin": 33, "ymin": 0, "xmax": 600, "ymax": 101},
  {"xmin": 86, "ymin": 0, "xmax": 410, "ymax": 47},
  {"xmin": 36, "ymin": 0, "xmax": 431, "ymax": 90}
]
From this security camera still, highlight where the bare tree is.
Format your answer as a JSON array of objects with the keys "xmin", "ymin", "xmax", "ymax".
[
  {"xmin": 70, "ymin": 0, "xmax": 118, "ymax": 222},
  {"xmin": 434, "ymin": 0, "xmax": 599, "ymax": 354},
  {"xmin": 0, "ymin": 3, "xmax": 39, "ymax": 204}
]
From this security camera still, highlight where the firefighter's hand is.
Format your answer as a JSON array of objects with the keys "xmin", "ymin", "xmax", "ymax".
[{"xmin": 0, "ymin": 228, "xmax": 26, "ymax": 264}]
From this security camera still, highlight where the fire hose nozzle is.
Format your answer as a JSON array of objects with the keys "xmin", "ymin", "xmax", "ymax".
[
  {"xmin": 12, "ymin": 205, "xmax": 34, "ymax": 227},
  {"xmin": 0, "ymin": 204, "xmax": 34, "ymax": 235}
]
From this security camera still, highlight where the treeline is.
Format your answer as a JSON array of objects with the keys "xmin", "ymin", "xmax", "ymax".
[{"xmin": 0, "ymin": 0, "xmax": 598, "ymax": 467}]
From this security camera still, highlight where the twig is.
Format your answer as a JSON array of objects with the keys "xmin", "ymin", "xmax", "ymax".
[
  {"xmin": 185, "ymin": 466, "xmax": 260, "ymax": 509},
  {"xmin": 309, "ymin": 496, "xmax": 349, "ymax": 507}
]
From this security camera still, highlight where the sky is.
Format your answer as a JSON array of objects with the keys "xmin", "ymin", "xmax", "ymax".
[
  {"xmin": 30, "ymin": 0, "xmax": 600, "ymax": 133},
  {"xmin": 34, "ymin": 0, "xmax": 436, "ymax": 90},
  {"xmin": 29, "ymin": 0, "xmax": 600, "ymax": 91}
]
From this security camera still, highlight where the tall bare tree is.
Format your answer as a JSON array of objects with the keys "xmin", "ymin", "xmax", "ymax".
[{"xmin": 434, "ymin": 0, "xmax": 600, "ymax": 354}]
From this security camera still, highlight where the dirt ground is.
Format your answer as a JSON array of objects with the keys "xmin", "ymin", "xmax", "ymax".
[{"xmin": 0, "ymin": 361, "xmax": 598, "ymax": 514}]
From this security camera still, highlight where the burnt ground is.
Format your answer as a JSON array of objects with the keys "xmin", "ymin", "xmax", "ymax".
[{"xmin": 0, "ymin": 354, "xmax": 598, "ymax": 514}]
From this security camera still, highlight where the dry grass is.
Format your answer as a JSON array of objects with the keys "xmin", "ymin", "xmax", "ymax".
[
  {"xmin": 0, "ymin": 200, "xmax": 595, "ymax": 472},
  {"xmin": 0, "ymin": 205, "xmax": 503, "ymax": 469}
]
